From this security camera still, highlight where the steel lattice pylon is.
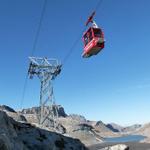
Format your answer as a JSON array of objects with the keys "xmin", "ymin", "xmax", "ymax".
[{"xmin": 28, "ymin": 57, "xmax": 62, "ymax": 126}]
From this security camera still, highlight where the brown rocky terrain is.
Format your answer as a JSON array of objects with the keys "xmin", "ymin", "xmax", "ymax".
[
  {"xmin": 0, "ymin": 108, "xmax": 87, "ymax": 150},
  {"xmin": 20, "ymin": 105, "xmax": 120, "ymax": 146},
  {"xmin": 1, "ymin": 104, "xmax": 150, "ymax": 150},
  {"xmin": 0, "ymin": 105, "xmax": 27, "ymax": 122},
  {"xmin": 58, "ymin": 116, "xmax": 104, "ymax": 146},
  {"xmin": 88, "ymin": 121, "xmax": 119, "ymax": 137}
]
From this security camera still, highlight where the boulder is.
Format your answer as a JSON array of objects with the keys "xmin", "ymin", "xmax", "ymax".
[{"xmin": 100, "ymin": 144, "xmax": 129, "ymax": 150}]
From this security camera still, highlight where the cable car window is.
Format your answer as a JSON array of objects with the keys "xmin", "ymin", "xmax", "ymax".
[
  {"xmin": 93, "ymin": 28, "xmax": 101, "ymax": 37},
  {"xmin": 84, "ymin": 34, "xmax": 88, "ymax": 46},
  {"xmin": 88, "ymin": 30, "xmax": 93, "ymax": 42}
]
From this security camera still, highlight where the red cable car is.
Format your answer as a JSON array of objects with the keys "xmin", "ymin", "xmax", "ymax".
[{"xmin": 82, "ymin": 12, "xmax": 105, "ymax": 58}]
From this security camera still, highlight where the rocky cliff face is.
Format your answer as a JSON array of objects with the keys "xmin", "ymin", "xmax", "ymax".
[
  {"xmin": 58, "ymin": 116, "xmax": 104, "ymax": 146},
  {"xmin": 69, "ymin": 114, "xmax": 87, "ymax": 122},
  {"xmin": 137, "ymin": 123, "xmax": 150, "ymax": 136},
  {"xmin": 93, "ymin": 121, "xmax": 118, "ymax": 137},
  {"xmin": 122, "ymin": 124, "xmax": 142, "ymax": 133},
  {"xmin": 0, "ymin": 105, "xmax": 16, "ymax": 113},
  {"xmin": 19, "ymin": 105, "xmax": 120, "ymax": 145},
  {"xmin": 0, "ymin": 110, "xmax": 87, "ymax": 150},
  {"xmin": 0, "ymin": 105, "xmax": 27, "ymax": 122},
  {"xmin": 0, "ymin": 105, "xmax": 104, "ymax": 146},
  {"xmin": 21, "ymin": 105, "xmax": 68, "ymax": 130},
  {"xmin": 106, "ymin": 123, "xmax": 142, "ymax": 133},
  {"xmin": 86, "ymin": 121, "xmax": 119, "ymax": 138},
  {"xmin": 22, "ymin": 105, "xmax": 67, "ymax": 117},
  {"xmin": 106, "ymin": 123, "xmax": 124, "ymax": 132},
  {"xmin": 135, "ymin": 123, "xmax": 150, "ymax": 143}
]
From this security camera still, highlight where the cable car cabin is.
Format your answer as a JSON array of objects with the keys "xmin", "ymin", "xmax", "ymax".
[{"xmin": 82, "ymin": 27, "xmax": 104, "ymax": 58}]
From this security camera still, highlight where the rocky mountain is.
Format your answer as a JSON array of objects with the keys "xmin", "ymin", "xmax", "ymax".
[
  {"xmin": 90, "ymin": 121, "xmax": 118, "ymax": 137},
  {"xmin": 0, "ymin": 110, "xmax": 87, "ymax": 150},
  {"xmin": 106, "ymin": 123, "xmax": 142, "ymax": 133},
  {"xmin": 19, "ymin": 105, "xmax": 114, "ymax": 145},
  {"xmin": 137, "ymin": 123, "xmax": 150, "ymax": 136},
  {"xmin": 1, "ymin": 104, "xmax": 149, "ymax": 149},
  {"xmin": 58, "ymin": 116, "xmax": 104, "ymax": 146},
  {"xmin": 106, "ymin": 123, "xmax": 124, "ymax": 132},
  {"xmin": 135, "ymin": 123, "xmax": 150, "ymax": 143},
  {"xmin": 0, "ymin": 105, "xmax": 16, "ymax": 113},
  {"xmin": 69, "ymin": 114, "xmax": 87, "ymax": 122},
  {"xmin": 22, "ymin": 105, "xmax": 67, "ymax": 117},
  {"xmin": 6, "ymin": 104, "xmax": 147, "ymax": 146},
  {"xmin": 0, "ymin": 105, "xmax": 27, "ymax": 122},
  {"xmin": 58, "ymin": 117, "xmax": 120, "ymax": 145},
  {"xmin": 19, "ymin": 105, "xmax": 67, "ymax": 133},
  {"xmin": 122, "ymin": 124, "xmax": 142, "ymax": 133},
  {"xmin": 95, "ymin": 121, "xmax": 113, "ymax": 133},
  {"xmin": 17, "ymin": 105, "xmax": 105, "ymax": 145}
]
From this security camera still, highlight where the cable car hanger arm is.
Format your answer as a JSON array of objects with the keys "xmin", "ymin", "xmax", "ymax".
[{"xmin": 85, "ymin": 11, "xmax": 98, "ymax": 28}]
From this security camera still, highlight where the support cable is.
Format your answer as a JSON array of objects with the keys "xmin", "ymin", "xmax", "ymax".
[
  {"xmin": 20, "ymin": 0, "xmax": 103, "ymax": 110},
  {"xmin": 20, "ymin": 0, "xmax": 47, "ymax": 110},
  {"xmin": 31, "ymin": 0, "xmax": 48, "ymax": 56},
  {"xmin": 62, "ymin": 0, "xmax": 103, "ymax": 65},
  {"xmin": 62, "ymin": 27, "xmax": 86, "ymax": 65},
  {"xmin": 95, "ymin": 0, "xmax": 103, "ymax": 12}
]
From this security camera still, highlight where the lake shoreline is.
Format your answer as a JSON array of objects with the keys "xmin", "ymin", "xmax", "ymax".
[{"xmin": 103, "ymin": 134, "xmax": 146, "ymax": 143}]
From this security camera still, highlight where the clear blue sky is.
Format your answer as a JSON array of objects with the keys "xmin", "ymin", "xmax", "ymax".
[{"xmin": 0, "ymin": 0, "xmax": 150, "ymax": 126}]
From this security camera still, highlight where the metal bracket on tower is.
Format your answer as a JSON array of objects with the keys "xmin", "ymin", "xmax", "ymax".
[{"xmin": 28, "ymin": 57, "xmax": 62, "ymax": 126}]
